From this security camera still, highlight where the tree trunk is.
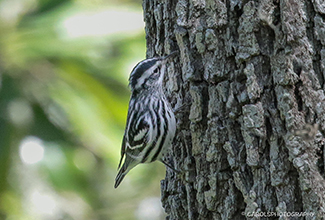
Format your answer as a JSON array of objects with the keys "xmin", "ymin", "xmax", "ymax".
[{"xmin": 143, "ymin": 0, "xmax": 325, "ymax": 219}]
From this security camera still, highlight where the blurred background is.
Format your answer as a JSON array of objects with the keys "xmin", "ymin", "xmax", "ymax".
[{"xmin": 0, "ymin": 0, "xmax": 167, "ymax": 219}]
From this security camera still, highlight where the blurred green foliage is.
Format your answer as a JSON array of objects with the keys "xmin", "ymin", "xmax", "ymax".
[{"xmin": 0, "ymin": 0, "xmax": 166, "ymax": 219}]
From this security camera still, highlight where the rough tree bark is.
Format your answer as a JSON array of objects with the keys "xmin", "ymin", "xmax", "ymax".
[{"xmin": 143, "ymin": 0, "xmax": 325, "ymax": 219}]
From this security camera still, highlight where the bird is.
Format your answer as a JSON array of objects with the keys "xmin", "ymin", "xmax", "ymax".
[{"xmin": 114, "ymin": 52, "xmax": 177, "ymax": 188}]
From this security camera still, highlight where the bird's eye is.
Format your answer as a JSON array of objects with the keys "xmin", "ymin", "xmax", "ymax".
[{"xmin": 153, "ymin": 68, "xmax": 159, "ymax": 74}]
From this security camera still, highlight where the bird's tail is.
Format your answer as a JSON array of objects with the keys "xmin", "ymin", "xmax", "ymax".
[
  {"xmin": 114, "ymin": 166, "xmax": 127, "ymax": 188},
  {"xmin": 114, "ymin": 156, "xmax": 137, "ymax": 188}
]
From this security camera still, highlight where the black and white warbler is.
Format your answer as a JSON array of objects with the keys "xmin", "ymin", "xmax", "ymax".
[{"xmin": 114, "ymin": 52, "xmax": 177, "ymax": 188}]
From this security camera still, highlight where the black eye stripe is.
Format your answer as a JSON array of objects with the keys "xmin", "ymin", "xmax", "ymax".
[{"xmin": 129, "ymin": 59, "xmax": 159, "ymax": 89}]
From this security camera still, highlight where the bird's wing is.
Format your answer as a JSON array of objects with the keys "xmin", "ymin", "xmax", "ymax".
[
  {"xmin": 127, "ymin": 114, "xmax": 150, "ymax": 151},
  {"xmin": 117, "ymin": 113, "xmax": 151, "ymax": 169},
  {"xmin": 117, "ymin": 135, "xmax": 126, "ymax": 169}
]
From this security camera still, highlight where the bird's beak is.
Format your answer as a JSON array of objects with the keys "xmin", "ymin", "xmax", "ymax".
[{"xmin": 162, "ymin": 51, "xmax": 179, "ymax": 61}]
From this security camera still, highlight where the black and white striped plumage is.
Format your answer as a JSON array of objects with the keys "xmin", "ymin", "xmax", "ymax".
[{"xmin": 114, "ymin": 54, "xmax": 176, "ymax": 188}]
